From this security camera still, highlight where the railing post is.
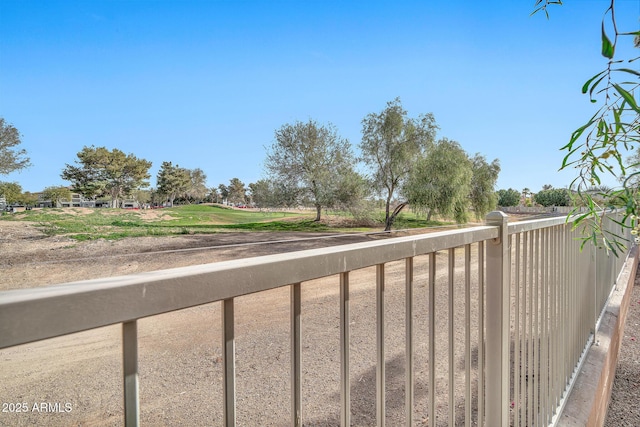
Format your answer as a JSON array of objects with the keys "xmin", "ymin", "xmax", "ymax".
[
  {"xmin": 222, "ymin": 299, "xmax": 236, "ymax": 427},
  {"xmin": 485, "ymin": 211, "xmax": 510, "ymax": 427},
  {"xmin": 340, "ymin": 272, "xmax": 351, "ymax": 427},
  {"xmin": 122, "ymin": 320, "xmax": 140, "ymax": 427},
  {"xmin": 376, "ymin": 263, "xmax": 386, "ymax": 427},
  {"xmin": 291, "ymin": 283, "xmax": 302, "ymax": 427}
]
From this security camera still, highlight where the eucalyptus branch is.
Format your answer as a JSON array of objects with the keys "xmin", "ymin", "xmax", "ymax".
[{"xmin": 533, "ymin": 0, "xmax": 640, "ymax": 253}]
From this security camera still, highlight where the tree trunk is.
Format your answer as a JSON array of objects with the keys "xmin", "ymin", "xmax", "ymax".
[
  {"xmin": 314, "ymin": 204, "xmax": 322, "ymax": 222},
  {"xmin": 384, "ymin": 195, "xmax": 392, "ymax": 228},
  {"xmin": 427, "ymin": 209, "xmax": 433, "ymax": 222},
  {"xmin": 384, "ymin": 202, "xmax": 408, "ymax": 231}
]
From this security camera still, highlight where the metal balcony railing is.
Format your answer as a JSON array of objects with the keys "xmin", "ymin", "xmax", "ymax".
[{"xmin": 0, "ymin": 211, "xmax": 634, "ymax": 426}]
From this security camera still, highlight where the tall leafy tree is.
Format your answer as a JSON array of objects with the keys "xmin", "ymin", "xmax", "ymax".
[
  {"xmin": 469, "ymin": 154, "xmax": 501, "ymax": 220},
  {"xmin": 497, "ymin": 188, "xmax": 521, "ymax": 207},
  {"xmin": 61, "ymin": 146, "xmax": 152, "ymax": 208},
  {"xmin": 218, "ymin": 183, "xmax": 230, "ymax": 202},
  {"xmin": 0, "ymin": 181, "xmax": 23, "ymax": 204},
  {"xmin": 0, "ymin": 118, "xmax": 30, "ymax": 175},
  {"xmin": 534, "ymin": 188, "xmax": 571, "ymax": 207},
  {"xmin": 250, "ymin": 179, "xmax": 299, "ymax": 209},
  {"xmin": 265, "ymin": 119, "xmax": 361, "ymax": 221},
  {"xmin": 185, "ymin": 168, "xmax": 208, "ymax": 203},
  {"xmin": 403, "ymin": 138, "xmax": 472, "ymax": 224},
  {"xmin": 359, "ymin": 98, "xmax": 438, "ymax": 230},
  {"xmin": 156, "ymin": 161, "xmax": 190, "ymax": 206},
  {"xmin": 227, "ymin": 177, "xmax": 246, "ymax": 205},
  {"xmin": 248, "ymin": 180, "xmax": 274, "ymax": 208},
  {"xmin": 20, "ymin": 191, "xmax": 38, "ymax": 206}
]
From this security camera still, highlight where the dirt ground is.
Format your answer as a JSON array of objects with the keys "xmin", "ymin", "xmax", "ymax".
[
  {"xmin": 604, "ymin": 271, "xmax": 640, "ymax": 427},
  {"xmin": 1, "ymin": 220, "xmax": 488, "ymax": 426},
  {"xmin": 1, "ymin": 219, "xmax": 638, "ymax": 426}
]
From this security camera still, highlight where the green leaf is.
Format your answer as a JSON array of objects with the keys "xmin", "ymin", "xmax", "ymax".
[
  {"xmin": 581, "ymin": 70, "xmax": 607, "ymax": 94},
  {"xmin": 614, "ymin": 68, "xmax": 640, "ymax": 78},
  {"xmin": 588, "ymin": 75, "xmax": 607, "ymax": 101},
  {"xmin": 613, "ymin": 105, "xmax": 621, "ymax": 133},
  {"xmin": 601, "ymin": 22, "xmax": 614, "ymax": 59},
  {"xmin": 567, "ymin": 119, "xmax": 595, "ymax": 147},
  {"xmin": 613, "ymin": 84, "xmax": 640, "ymax": 113}
]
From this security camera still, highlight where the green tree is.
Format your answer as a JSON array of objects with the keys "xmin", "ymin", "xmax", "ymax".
[
  {"xmin": 497, "ymin": 188, "xmax": 521, "ymax": 207},
  {"xmin": 248, "ymin": 180, "xmax": 274, "ymax": 208},
  {"xmin": 0, "ymin": 118, "xmax": 30, "ymax": 175},
  {"xmin": 20, "ymin": 191, "xmax": 39, "ymax": 207},
  {"xmin": 218, "ymin": 183, "xmax": 229, "ymax": 202},
  {"xmin": 333, "ymin": 167, "xmax": 369, "ymax": 212},
  {"xmin": 534, "ymin": 188, "xmax": 571, "ymax": 207},
  {"xmin": 185, "ymin": 168, "xmax": 208, "ymax": 203},
  {"xmin": 359, "ymin": 98, "xmax": 438, "ymax": 230},
  {"xmin": 61, "ymin": 146, "xmax": 152, "ymax": 208},
  {"xmin": 0, "ymin": 181, "xmax": 23, "ymax": 204},
  {"xmin": 265, "ymin": 119, "xmax": 362, "ymax": 221},
  {"xmin": 132, "ymin": 189, "xmax": 151, "ymax": 205},
  {"xmin": 403, "ymin": 138, "xmax": 472, "ymax": 224},
  {"xmin": 227, "ymin": 177, "xmax": 246, "ymax": 205},
  {"xmin": 41, "ymin": 185, "xmax": 72, "ymax": 207},
  {"xmin": 469, "ymin": 154, "xmax": 501, "ymax": 220},
  {"xmin": 156, "ymin": 162, "xmax": 190, "ymax": 206},
  {"xmin": 149, "ymin": 188, "xmax": 164, "ymax": 206},
  {"xmin": 533, "ymin": 0, "xmax": 640, "ymax": 252}
]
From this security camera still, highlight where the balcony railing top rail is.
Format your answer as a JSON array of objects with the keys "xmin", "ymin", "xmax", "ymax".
[{"xmin": 0, "ymin": 225, "xmax": 498, "ymax": 350}]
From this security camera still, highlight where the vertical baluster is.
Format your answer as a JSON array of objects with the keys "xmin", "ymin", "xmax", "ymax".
[
  {"xmin": 222, "ymin": 299, "xmax": 236, "ymax": 427},
  {"xmin": 340, "ymin": 272, "xmax": 351, "ymax": 427},
  {"xmin": 521, "ymin": 231, "xmax": 528, "ymax": 425},
  {"xmin": 122, "ymin": 320, "xmax": 139, "ymax": 427},
  {"xmin": 429, "ymin": 253, "xmax": 436, "ymax": 427},
  {"xmin": 405, "ymin": 258, "xmax": 414, "ymax": 427},
  {"xmin": 541, "ymin": 228, "xmax": 548, "ymax": 424},
  {"xmin": 514, "ymin": 234, "xmax": 521, "ymax": 427},
  {"xmin": 376, "ymin": 264, "xmax": 385, "ymax": 427},
  {"xmin": 291, "ymin": 283, "xmax": 302, "ymax": 427},
  {"xmin": 551, "ymin": 227, "xmax": 558, "ymax": 413},
  {"xmin": 448, "ymin": 247, "xmax": 455, "ymax": 427},
  {"xmin": 532, "ymin": 229, "xmax": 540, "ymax": 426},
  {"xmin": 478, "ymin": 242, "xmax": 485, "ymax": 427},
  {"xmin": 464, "ymin": 244, "xmax": 471, "ymax": 427}
]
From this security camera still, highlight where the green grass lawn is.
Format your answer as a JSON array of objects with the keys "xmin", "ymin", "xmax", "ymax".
[{"xmin": 0, "ymin": 204, "xmax": 452, "ymax": 240}]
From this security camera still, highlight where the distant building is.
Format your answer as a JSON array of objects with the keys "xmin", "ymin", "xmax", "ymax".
[
  {"xmin": 36, "ymin": 192, "xmax": 96, "ymax": 208},
  {"xmin": 35, "ymin": 189, "xmax": 143, "ymax": 209}
]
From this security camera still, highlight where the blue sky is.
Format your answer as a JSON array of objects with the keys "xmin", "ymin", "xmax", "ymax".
[{"xmin": 1, "ymin": 0, "xmax": 638, "ymax": 194}]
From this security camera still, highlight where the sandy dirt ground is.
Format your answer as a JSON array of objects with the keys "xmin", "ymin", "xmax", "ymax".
[
  {"xmin": 1, "ymin": 220, "xmax": 485, "ymax": 426},
  {"xmin": 1, "ymin": 218, "xmax": 638, "ymax": 426},
  {"xmin": 604, "ymin": 272, "xmax": 640, "ymax": 427}
]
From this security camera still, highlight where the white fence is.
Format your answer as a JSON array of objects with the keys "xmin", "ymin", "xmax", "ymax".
[{"xmin": 0, "ymin": 211, "xmax": 633, "ymax": 426}]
